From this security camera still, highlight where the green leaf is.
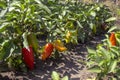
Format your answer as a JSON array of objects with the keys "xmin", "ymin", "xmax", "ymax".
[
  {"xmin": 87, "ymin": 47, "xmax": 96, "ymax": 54},
  {"xmin": 87, "ymin": 61, "xmax": 95, "ymax": 67},
  {"xmin": 0, "ymin": 8, "xmax": 8, "ymax": 18},
  {"xmin": 88, "ymin": 66, "xmax": 101, "ymax": 73},
  {"xmin": 77, "ymin": 21, "xmax": 83, "ymax": 28},
  {"xmin": 0, "ymin": 22, "xmax": 10, "ymax": 32},
  {"xmin": 107, "ymin": 26, "xmax": 117, "ymax": 33},
  {"xmin": 35, "ymin": 0, "xmax": 51, "ymax": 14},
  {"xmin": 92, "ymin": 24, "xmax": 96, "ymax": 34},
  {"xmin": 99, "ymin": 46, "xmax": 110, "ymax": 59},
  {"xmin": 116, "ymin": 33, "xmax": 120, "ymax": 44},
  {"xmin": 22, "ymin": 32, "xmax": 29, "ymax": 50},
  {"xmin": 98, "ymin": 60, "xmax": 105, "ymax": 66},
  {"xmin": 108, "ymin": 60, "xmax": 117, "ymax": 73},
  {"xmin": 0, "ymin": 1, "xmax": 6, "ymax": 9},
  {"xmin": 96, "ymin": 7, "xmax": 100, "ymax": 11},
  {"xmin": 61, "ymin": 76, "xmax": 69, "ymax": 80},
  {"xmin": 110, "ymin": 47, "xmax": 120, "ymax": 57},
  {"xmin": 90, "ymin": 11, "xmax": 96, "ymax": 17},
  {"xmin": 62, "ymin": 10, "xmax": 66, "ymax": 16},
  {"xmin": 0, "ymin": 40, "xmax": 14, "ymax": 60},
  {"xmin": 51, "ymin": 71, "xmax": 60, "ymax": 80},
  {"xmin": 116, "ymin": 69, "xmax": 120, "ymax": 78},
  {"xmin": 10, "ymin": 1, "xmax": 21, "ymax": 10},
  {"xmin": 105, "ymin": 17, "xmax": 116, "ymax": 22}
]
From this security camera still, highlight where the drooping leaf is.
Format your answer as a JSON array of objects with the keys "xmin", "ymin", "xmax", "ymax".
[
  {"xmin": 22, "ymin": 32, "xmax": 29, "ymax": 50},
  {"xmin": 107, "ymin": 26, "xmax": 117, "ymax": 33},
  {"xmin": 0, "ymin": 8, "xmax": 8, "ymax": 18}
]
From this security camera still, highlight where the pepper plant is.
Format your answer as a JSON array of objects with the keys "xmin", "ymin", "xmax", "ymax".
[
  {"xmin": 87, "ymin": 31, "xmax": 120, "ymax": 79},
  {"xmin": 0, "ymin": 0, "xmax": 50, "ymax": 70},
  {"xmin": 0, "ymin": 0, "xmax": 117, "ymax": 71},
  {"xmin": 41, "ymin": 0, "xmax": 116, "ymax": 43}
]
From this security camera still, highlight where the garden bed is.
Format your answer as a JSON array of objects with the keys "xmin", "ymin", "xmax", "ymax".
[
  {"xmin": 0, "ymin": 34, "xmax": 105, "ymax": 80},
  {"xmin": 0, "ymin": 0, "xmax": 119, "ymax": 80}
]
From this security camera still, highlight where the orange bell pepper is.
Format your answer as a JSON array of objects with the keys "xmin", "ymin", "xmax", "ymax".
[
  {"xmin": 110, "ymin": 32, "xmax": 116, "ymax": 46},
  {"xmin": 41, "ymin": 43, "xmax": 54, "ymax": 60},
  {"xmin": 53, "ymin": 40, "xmax": 67, "ymax": 52}
]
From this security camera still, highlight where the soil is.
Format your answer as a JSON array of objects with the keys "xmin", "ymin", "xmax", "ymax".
[{"xmin": 0, "ymin": 34, "xmax": 105, "ymax": 80}]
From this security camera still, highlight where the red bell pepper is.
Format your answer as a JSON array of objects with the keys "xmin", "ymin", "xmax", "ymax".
[{"xmin": 22, "ymin": 46, "xmax": 34, "ymax": 70}]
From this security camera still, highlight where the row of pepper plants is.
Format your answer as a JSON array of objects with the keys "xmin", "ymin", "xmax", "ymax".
[{"xmin": 0, "ymin": 0, "xmax": 116, "ymax": 72}]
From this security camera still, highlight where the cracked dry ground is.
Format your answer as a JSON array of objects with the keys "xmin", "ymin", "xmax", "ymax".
[{"xmin": 0, "ymin": 35, "xmax": 105, "ymax": 80}]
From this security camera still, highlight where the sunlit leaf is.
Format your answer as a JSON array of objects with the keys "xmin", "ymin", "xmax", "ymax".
[
  {"xmin": 77, "ymin": 21, "xmax": 83, "ymax": 28},
  {"xmin": 87, "ymin": 47, "xmax": 96, "ymax": 54},
  {"xmin": 0, "ymin": 8, "xmax": 8, "ymax": 18},
  {"xmin": 96, "ymin": 7, "xmax": 100, "ymax": 11},
  {"xmin": 51, "ymin": 71, "xmax": 60, "ymax": 80},
  {"xmin": 10, "ymin": 1, "xmax": 22, "ymax": 10},
  {"xmin": 35, "ymin": 0, "xmax": 51, "ymax": 14},
  {"xmin": 99, "ymin": 46, "xmax": 110, "ymax": 59},
  {"xmin": 62, "ymin": 10, "xmax": 66, "ymax": 16},
  {"xmin": 90, "ymin": 11, "xmax": 96, "ymax": 17},
  {"xmin": 107, "ymin": 26, "xmax": 117, "ymax": 33},
  {"xmin": 108, "ymin": 60, "xmax": 117, "ymax": 73},
  {"xmin": 22, "ymin": 32, "xmax": 29, "ymax": 50},
  {"xmin": 105, "ymin": 17, "xmax": 116, "ymax": 22},
  {"xmin": 87, "ymin": 78, "xmax": 96, "ymax": 80},
  {"xmin": 61, "ymin": 76, "xmax": 69, "ymax": 80},
  {"xmin": 88, "ymin": 66, "xmax": 101, "ymax": 73},
  {"xmin": 0, "ymin": 22, "xmax": 10, "ymax": 32},
  {"xmin": 110, "ymin": 47, "xmax": 120, "ymax": 57}
]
